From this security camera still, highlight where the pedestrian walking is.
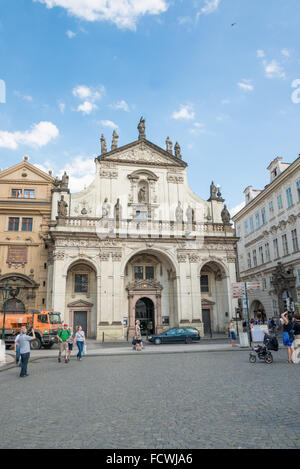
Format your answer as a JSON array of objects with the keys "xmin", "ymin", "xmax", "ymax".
[
  {"xmin": 229, "ymin": 319, "xmax": 237, "ymax": 347},
  {"xmin": 74, "ymin": 326, "xmax": 86, "ymax": 361},
  {"xmin": 14, "ymin": 332, "xmax": 21, "ymax": 367},
  {"xmin": 281, "ymin": 311, "xmax": 295, "ymax": 364},
  {"xmin": 57, "ymin": 324, "xmax": 71, "ymax": 363},
  {"xmin": 15, "ymin": 327, "xmax": 35, "ymax": 378},
  {"xmin": 67, "ymin": 331, "xmax": 74, "ymax": 362},
  {"xmin": 292, "ymin": 314, "xmax": 300, "ymax": 364},
  {"xmin": 134, "ymin": 320, "xmax": 142, "ymax": 352}
]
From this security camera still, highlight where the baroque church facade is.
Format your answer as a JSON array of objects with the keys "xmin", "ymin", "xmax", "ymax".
[{"xmin": 47, "ymin": 119, "xmax": 238, "ymax": 341}]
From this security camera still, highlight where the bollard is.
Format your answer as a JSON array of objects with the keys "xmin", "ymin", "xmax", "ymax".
[{"xmin": 102, "ymin": 332, "xmax": 104, "ymax": 344}]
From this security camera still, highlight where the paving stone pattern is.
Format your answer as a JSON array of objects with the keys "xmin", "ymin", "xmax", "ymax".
[{"xmin": 0, "ymin": 350, "xmax": 299, "ymax": 449}]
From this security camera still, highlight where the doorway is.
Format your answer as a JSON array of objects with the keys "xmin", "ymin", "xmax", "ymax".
[
  {"xmin": 135, "ymin": 297, "xmax": 155, "ymax": 335},
  {"xmin": 202, "ymin": 309, "xmax": 212, "ymax": 336},
  {"xmin": 73, "ymin": 311, "xmax": 87, "ymax": 336}
]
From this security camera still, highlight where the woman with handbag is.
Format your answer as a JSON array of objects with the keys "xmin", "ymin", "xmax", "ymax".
[{"xmin": 74, "ymin": 325, "xmax": 86, "ymax": 361}]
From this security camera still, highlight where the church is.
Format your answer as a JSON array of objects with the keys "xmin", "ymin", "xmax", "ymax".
[{"xmin": 47, "ymin": 119, "xmax": 238, "ymax": 341}]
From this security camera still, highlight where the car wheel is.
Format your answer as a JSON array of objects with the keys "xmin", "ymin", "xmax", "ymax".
[
  {"xmin": 249, "ymin": 355, "xmax": 256, "ymax": 364},
  {"xmin": 185, "ymin": 337, "xmax": 193, "ymax": 344},
  {"xmin": 154, "ymin": 338, "xmax": 161, "ymax": 345}
]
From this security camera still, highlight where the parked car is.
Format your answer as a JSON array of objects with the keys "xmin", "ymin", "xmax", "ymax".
[{"xmin": 148, "ymin": 327, "xmax": 201, "ymax": 345}]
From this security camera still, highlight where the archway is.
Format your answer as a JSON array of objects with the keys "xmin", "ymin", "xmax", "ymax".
[
  {"xmin": 4, "ymin": 298, "xmax": 25, "ymax": 314},
  {"xmin": 200, "ymin": 260, "xmax": 229, "ymax": 334},
  {"xmin": 135, "ymin": 297, "xmax": 155, "ymax": 335}
]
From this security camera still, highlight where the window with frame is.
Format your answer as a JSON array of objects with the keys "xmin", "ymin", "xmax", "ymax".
[
  {"xmin": 261, "ymin": 207, "xmax": 267, "ymax": 225},
  {"xmin": 249, "ymin": 217, "xmax": 254, "ymax": 233},
  {"xmin": 282, "ymin": 234, "xmax": 289, "ymax": 256},
  {"xmin": 286, "ymin": 188, "xmax": 293, "ymax": 208},
  {"xmin": 296, "ymin": 180, "xmax": 300, "ymax": 202},
  {"xmin": 22, "ymin": 218, "xmax": 33, "ymax": 232},
  {"xmin": 74, "ymin": 274, "xmax": 89, "ymax": 293},
  {"xmin": 273, "ymin": 238, "xmax": 279, "ymax": 259},
  {"xmin": 134, "ymin": 265, "xmax": 155, "ymax": 280},
  {"xmin": 269, "ymin": 200, "xmax": 274, "ymax": 215},
  {"xmin": 291, "ymin": 229, "xmax": 299, "ymax": 252},
  {"xmin": 24, "ymin": 189, "xmax": 35, "ymax": 199},
  {"xmin": 247, "ymin": 252, "xmax": 251, "ymax": 269},
  {"xmin": 11, "ymin": 189, "xmax": 22, "ymax": 198},
  {"xmin": 265, "ymin": 243, "xmax": 270, "ymax": 262},
  {"xmin": 253, "ymin": 249, "xmax": 257, "ymax": 267},
  {"xmin": 200, "ymin": 275, "xmax": 209, "ymax": 293},
  {"xmin": 244, "ymin": 221, "xmax": 248, "ymax": 235},
  {"xmin": 255, "ymin": 212, "xmax": 260, "ymax": 229},
  {"xmin": 259, "ymin": 246, "xmax": 264, "ymax": 264},
  {"xmin": 277, "ymin": 194, "xmax": 283, "ymax": 211},
  {"xmin": 8, "ymin": 217, "xmax": 19, "ymax": 231}
]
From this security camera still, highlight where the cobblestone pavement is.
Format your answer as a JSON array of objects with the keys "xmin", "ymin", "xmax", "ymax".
[{"xmin": 0, "ymin": 350, "xmax": 299, "ymax": 449}]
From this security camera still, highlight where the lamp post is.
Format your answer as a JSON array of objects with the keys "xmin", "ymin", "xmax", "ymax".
[{"xmin": 1, "ymin": 283, "xmax": 11, "ymax": 343}]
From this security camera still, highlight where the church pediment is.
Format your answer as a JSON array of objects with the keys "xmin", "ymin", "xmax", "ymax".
[
  {"xmin": 67, "ymin": 299, "xmax": 94, "ymax": 308},
  {"xmin": 0, "ymin": 160, "xmax": 54, "ymax": 183},
  {"xmin": 97, "ymin": 139, "xmax": 187, "ymax": 168}
]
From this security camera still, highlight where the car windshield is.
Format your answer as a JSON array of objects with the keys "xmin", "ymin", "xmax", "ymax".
[{"xmin": 49, "ymin": 313, "xmax": 62, "ymax": 325}]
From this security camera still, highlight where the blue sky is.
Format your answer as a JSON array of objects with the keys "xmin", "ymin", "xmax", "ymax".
[{"xmin": 1, "ymin": 0, "xmax": 300, "ymax": 213}]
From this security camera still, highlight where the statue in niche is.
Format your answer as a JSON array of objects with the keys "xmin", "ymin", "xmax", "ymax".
[
  {"xmin": 210, "ymin": 181, "xmax": 217, "ymax": 200},
  {"xmin": 138, "ymin": 185, "xmax": 147, "ymax": 203},
  {"xmin": 186, "ymin": 205, "xmax": 195, "ymax": 225},
  {"xmin": 100, "ymin": 134, "xmax": 107, "ymax": 154},
  {"xmin": 166, "ymin": 136, "xmax": 173, "ymax": 154},
  {"xmin": 221, "ymin": 204, "xmax": 231, "ymax": 225},
  {"xmin": 61, "ymin": 171, "xmax": 69, "ymax": 189},
  {"xmin": 174, "ymin": 142, "xmax": 182, "ymax": 159},
  {"xmin": 137, "ymin": 117, "xmax": 146, "ymax": 140},
  {"xmin": 175, "ymin": 201, "xmax": 183, "ymax": 223},
  {"xmin": 102, "ymin": 198, "xmax": 111, "ymax": 218},
  {"xmin": 57, "ymin": 195, "xmax": 68, "ymax": 218},
  {"xmin": 114, "ymin": 199, "xmax": 122, "ymax": 228},
  {"xmin": 111, "ymin": 130, "xmax": 119, "ymax": 151}
]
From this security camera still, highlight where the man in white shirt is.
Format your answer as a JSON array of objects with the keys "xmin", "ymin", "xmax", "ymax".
[{"xmin": 15, "ymin": 327, "xmax": 36, "ymax": 378}]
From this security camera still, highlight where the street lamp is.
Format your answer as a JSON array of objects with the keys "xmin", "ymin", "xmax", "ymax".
[{"xmin": 1, "ymin": 283, "xmax": 11, "ymax": 343}]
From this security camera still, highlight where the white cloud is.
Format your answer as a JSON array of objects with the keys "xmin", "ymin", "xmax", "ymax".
[
  {"xmin": 73, "ymin": 84, "xmax": 105, "ymax": 101},
  {"xmin": 281, "ymin": 48, "xmax": 290, "ymax": 58},
  {"xmin": 36, "ymin": 156, "xmax": 95, "ymax": 193},
  {"xmin": 237, "ymin": 79, "xmax": 254, "ymax": 92},
  {"xmin": 100, "ymin": 120, "xmax": 118, "ymax": 128},
  {"xmin": 221, "ymin": 98, "xmax": 230, "ymax": 105},
  {"xmin": 256, "ymin": 49, "xmax": 265, "ymax": 58},
  {"xmin": 172, "ymin": 105, "xmax": 195, "ymax": 120},
  {"xmin": 34, "ymin": 0, "xmax": 169, "ymax": 30},
  {"xmin": 263, "ymin": 59, "xmax": 286, "ymax": 79},
  {"xmin": 77, "ymin": 101, "xmax": 98, "ymax": 115},
  {"xmin": 66, "ymin": 29, "xmax": 76, "ymax": 38},
  {"xmin": 197, "ymin": 0, "xmax": 220, "ymax": 17},
  {"xmin": 14, "ymin": 90, "xmax": 33, "ymax": 102},
  {"xmin": 110, "ymin": 100, "xmax": 130, "ymax": 112},
  {"xmin": 0, "ymin": 122, "xmax": 59, "ymax": 150},
  {"xmin": 58, "ymin": 102, "xmax": 66, "ymax": 113}
]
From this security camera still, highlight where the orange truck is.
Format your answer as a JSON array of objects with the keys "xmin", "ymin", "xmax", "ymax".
[{"xmin": 0, "ymin": 310, "xmax": 62, "ymax": 349}]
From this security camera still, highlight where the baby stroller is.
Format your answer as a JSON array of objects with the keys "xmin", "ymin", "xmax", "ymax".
[{"xmin": 249, "ymin": 333, "xmax": 279, "ymax": 364}]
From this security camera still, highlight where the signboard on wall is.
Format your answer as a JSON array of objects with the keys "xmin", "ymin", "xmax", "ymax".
[{"xmin": 7, "ymin": 246, "xmax": 28, "ymax": 268}]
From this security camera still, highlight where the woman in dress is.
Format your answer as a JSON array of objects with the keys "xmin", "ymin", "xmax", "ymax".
[
  {"xmin": 281, "ymin": 311, "xmax": 295, "ymax": 364},
  {"xmin": 134, "ymin": 320, "xmax": 142, "ymax": 352}
]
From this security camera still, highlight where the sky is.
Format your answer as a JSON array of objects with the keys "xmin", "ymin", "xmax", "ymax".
[{"xmin": 1, "ymin": 0, "xmax": 300, "ymax": 214}]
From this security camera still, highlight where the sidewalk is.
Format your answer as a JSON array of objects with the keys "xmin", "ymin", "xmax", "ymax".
[
  {"xmin": 1, "ymin": 336, "xmax": 285, "ymax": 371},
  {"xmin": 0, "ymin": 338, "xmax": 249, "ymax": 371}
]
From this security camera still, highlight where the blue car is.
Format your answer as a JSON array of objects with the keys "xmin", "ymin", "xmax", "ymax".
[{"xmin": 148, "ymin": 327, "xmax": 201, "ymax": 345}]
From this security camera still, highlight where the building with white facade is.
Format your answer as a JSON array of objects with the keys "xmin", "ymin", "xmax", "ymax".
[
  {"xmin": 46, "ymin": 120, "xmax": 238, "ymax": 340},
  {"xmin": 233, "ymin": 155, "xmax": 300, "ymax": 319}
]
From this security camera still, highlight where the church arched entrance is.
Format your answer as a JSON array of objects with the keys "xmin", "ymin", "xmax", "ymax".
[{"xmin": 135, "ymin": 297, "xmax": 155, "ymax": 336}]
